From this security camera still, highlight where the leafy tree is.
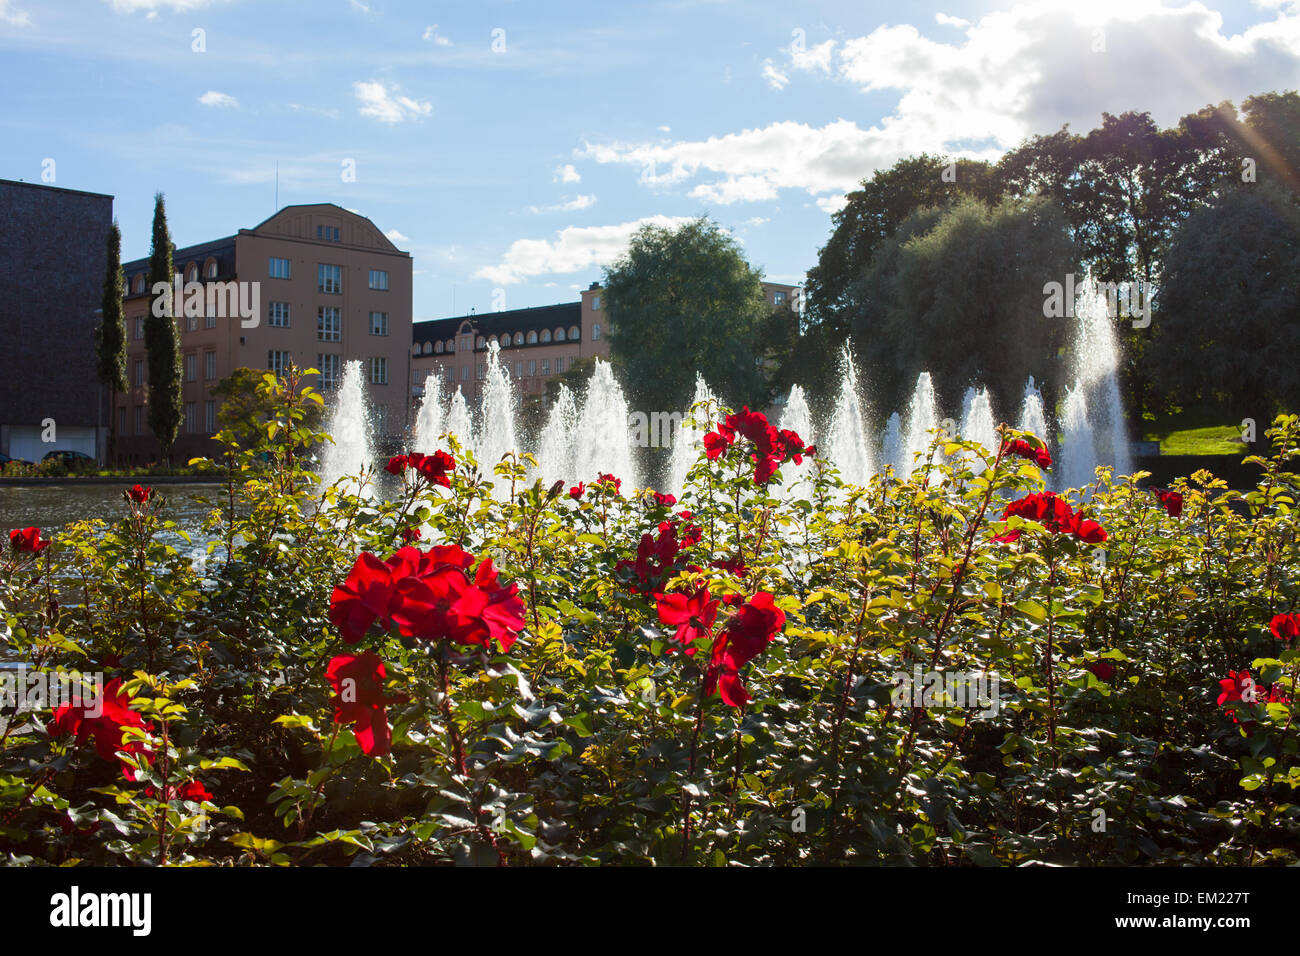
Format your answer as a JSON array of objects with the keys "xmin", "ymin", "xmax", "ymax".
[
  {"xmin": 604, "ymin": 218, "xmax": 772, "ymax": 415},
  {"xmin": 1147, "ymin": 181, "xmax": 1300, "ymax": 441},
  {"xmin": 96, "ymin": 220, "xmax": 128, "ymax": 463},
  {"xmin": 850, "ymin": 196, "xmax": 1079, "ymax": 419},
  {"xmin": 145, "ymin": 192, "xmax": 182, "ymax": 460},
  {"xmin": 212, "ymin": 366, "xmax": 324, "ymax": 450}
]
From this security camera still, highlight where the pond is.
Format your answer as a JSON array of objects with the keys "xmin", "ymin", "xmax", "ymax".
[{"xmin": 0, "ymin": 483, "xmax": 225, "ymax": 537}]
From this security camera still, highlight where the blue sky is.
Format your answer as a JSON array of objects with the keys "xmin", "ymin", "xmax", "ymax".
[{"xmin": 2, "ymin": 0, "xmax": 1298, "ymax": 321}]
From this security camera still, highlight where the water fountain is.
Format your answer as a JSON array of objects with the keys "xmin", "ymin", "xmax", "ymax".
[
  {"xmin": 1058, "ymin": 385, "xmax": 1098, "ymax": 491},
  {"xmin": 957, "ymin": 386, "xmax": 997, "ymax": 472},
  {"xmin": 319, "ymin": 359, "xmax": 374, "ymax": 497},
  {"xmin": 899, "ymin": 372, "xmax": 940, "ymax": 479},
  {"xmin": 572, "ymin": 359, "xmax": 639, "ymax": 490},
  {"xmin": 1017, "ymin": 376, "xmax": 1049, "ymax": 445},
  {"xmin": 880, "ymin": 413, "xmax": 902, "ymax": 477},
  {"xmin": 536, "ymin": 383, "xmax": 579, "ymax": 488},
  {"xmin": 824, "ymin": 346, "xmax": 874, "ymax": 486},
  {"xmin": 778, "ymin": 384, "xmax": 814, "ymax": 498},
  {"xmin": 474, "ymin": 342, "xmax": 519, "ymax": 479},
  {"xmin": 412, "ymin": 371, "xmax": 445, "ymax": 453},
  {"xmin": 1070, "ymin": 282, "xmax": 1133, "ymax": 481},
  {"xmin": 667, "ymin": 374, "xmax": 718, "ymax": 498}
]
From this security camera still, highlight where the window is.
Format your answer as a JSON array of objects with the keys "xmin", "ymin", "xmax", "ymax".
[
  {"xmin": 568, "ymin": 325, "xmax": 580, "ymax": 340},
  {"xmin": 476, "ymin": 364, "xmax": 484, "ymax": 381},
  {"xmin": 476, "ymin": 336, "xmax": 486, "ymax": 349},
  {"xmin": 318, "ymin": 354, "xmax": 340, "ymax": 390},
  {"xmin": 462, "ymin": 366, "xmax": 470, "ymax": 381},
  {"xmin": 205, "ymin": 400, "xmax": 217, "ymax": 432},
  {"xmin": 373, "ymin": 404, "xmax": 388, "ymax": 435},
  {"xmin": 540, "ymin": 329, "xmax": 552, "ymax": 343},
  {"xmin": 134, "ymin": 406, "xmax": 143, "ymax": 435},
  {"xmin": 185, "ymin": 402, "xmax": 197, "ymax": 433},
  {"xmin": 268, "ymin": 302, "xmax": 291, "ymax": 328},
  {"xmin": 556, "ymin": 356, "xmax": 565, "ymax": 374},
  {"xmin": 368, "ymin": 270, "xmax": 388, "ymax": 291},
  {"xmin": 592, "ymin": 324, "xmax": 601, "ymax": 340},
  {"xmin": 268, "ymin": 350, "xmax": 292, "ymax": 377},
  {"xmin": 317, "ymin": 225, "xmax": 340, "ymax": 242},
  {"xmin": 134, "ymin": 318, "xmax": 144, "ymax": 339},
  {"xmin": 541, "ymin": 359, "xmax": 550, "ymax": 375},
  {"xmin": 513, "ymin": 332, "xmax": 524, "ymax": 345},
  {"xmin": 592, "ymin": 295, "xmax": 601, "ymax": 310},
  {"xmin": 317, "ymin": 306, "xmax": 341, "ymax": 342},
  {"xmin": 369, "ymin": 356, "xmax": 388, "ymax": 385},
  {"xmin": 369, "ymin": 311, "xmax": 388, "ymax": 336},
  {"xmin": 185, "ymin": 353, "xmax": 198, "ymax": 382},
  {"xmin": 446, "ymin": 339, "xmax": 455, "ymax": 353},
  {"xmin": 435, "ymin": 341, "xmax": 444, "ymax": 354},
  {"xmin": 515, "ymin": 362, "xmax": 523, "ymax": 378},
  {"xmin": 773, "ymin": 291, "xmax": 787, "ymax": 305},
  {"xmin": 133, "ymin": 275, "xmax": 145, "ymax": 294},
  {"xmin": 134, "ymin": 359, "xmax": 144, "ymax": 386},
  {"xmin": 489, "ymin": 335, "xmax": 498, "ymax": 347},
  {"xmin": 555, "ymin": 328, "xmax": 566, "ymax": 342},
  {"xmin": 461, "ymin": 335, "xmax": 471, "ymax": 351},
  {"xmin": 269, "ymin": 257, "xmax": 291, "ymax": 279},
  {"xmin": 204, "ymin": 307, "xmax": 216, "ymax": 329},
  {"xmin": 186, "ymin": 313, "xmax": 198, "ymax": 332},
  {"xmin": 185, "ymin": 263, "xmax": 198, "ymax": 283},
  {"xmin": 205, "ymin": 350, "xmax": 217, "ymax": 381},
  {"xmin": 526, "ymin": 331, "xmax": 537, "ymax": 344},
  {"xmin": 205, "ymin": 259, "xmax": 218, "ymax": 279},
  {"xmin": 528, "ymin": 360, "xmax": 536, "ymax": 376},
  {"xmin": 318, "ymin": 263, "xmax": 342, "ymax": 294}
]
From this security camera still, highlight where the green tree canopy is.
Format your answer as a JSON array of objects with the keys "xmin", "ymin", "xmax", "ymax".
[
  {"xmin": 604, "ymin": 218, "xmax": 777, "ymax": 415},
  {"xmin": 213, "ymin": 366, "xmax": 325, "ymax": 450},
  {"xmin": 97, "ymin": 219, "xmax": 127, "ymax": 462},
  {"xmin": 145, "ymin": 192, "xmax": 182, "ymax": 459}
]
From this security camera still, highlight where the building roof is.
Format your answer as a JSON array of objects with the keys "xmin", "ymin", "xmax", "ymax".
[
  {"xmin": 413, "ymin": 301, "xmax": 583, "ymax": 346},
  {"xmin": 122, "ymin": 235, "xmax": 238, "ymax": 296},
  {"xmin": 0, "ymin": 178, "xmax": 114, "ymax": 200}
]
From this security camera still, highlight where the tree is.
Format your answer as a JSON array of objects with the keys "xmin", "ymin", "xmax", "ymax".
[
  {"xmin": 145, "ymin": 192, "xmax": 182, "ymax": 460},
  {"xmin": 849, "ymin": 196, "xmax": 1079, "ymax": 420},
  {"xmin": 604, "ymin": 218, "xmax": 773, "ymax": 415},
  {"xmin": 212, "ymin": 366, "xmax": 324, "ymax": 450},
  {"xmin": 1146, "ymin": 182, "xmax": 1300, "ymax": 441},
  {"xmin": 96, "ymin": 220, "xmax": 128, "ymax": 464}
]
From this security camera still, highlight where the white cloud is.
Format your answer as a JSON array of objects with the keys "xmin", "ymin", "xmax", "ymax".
[
  {"xmin": 475, "ymin": 215, "xmax": 694, "ymax": 284},
  {"xmin": 554, "ymin": 163, "xmax": 582, "ymax": 183},
  {"xmin": 198, "ymin": 90, "xmax": 237, "ymax": 108},
  {"xmin": 528, "ymin": 194, "xmax": 598, "ymax": 214},
  {"xmin": 761, "ymin": 59, "xmax": 789, "ymax": 90},
  {"xmin": 423, "ymin": 23, "xmax": 452, "ymax": 45},
  {"xmin": 348, "ymin": 0, "xmax": 369, "ymax": 12},
  {"xmin": 585, "ymin": 1, "xmax": 1300, "ymax": 206},
  {"xmin": 385, "ymin": 228, "xmax": 409, "ymax": 243},
  {"xmin": 791, "ymin": 38, "xmax": 835, "ymax": 73},
  {"xmin": 354, "ymin": 80, "xmax": 432, "ymax": 123},
  {"xmin": 935, "ymin": 13, "xmax": 971, "ymax": 30},
  {"xmin": 0, "ymin": 0, "xmax": 31, "ymax": 25},
  {"xmin": 657, "ymin": 125, "xmax": 671, "ymax": 133},
  {"xmin": 743, "ymin": 216, "xmax": 770, "ymax": 226},
  {"xmin": 816, "ymin": 195, "xmax": 849, "ymax": 214}
]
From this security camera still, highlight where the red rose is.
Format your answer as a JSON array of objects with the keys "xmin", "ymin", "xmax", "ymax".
[
  {"xmin": 655, "ymin": 586, "xmax": 719, "ymax": 656},
  {"xmin": 994, "ymin": 493, "xmax": 1106, "ymax": 545},
  {"xmin": 595, "ymin": 473, "xmax": 622, "ymax": 495},
  {"xmin": 407, "ymin": 450, "xmax": 456, "ymax": 488},
  {"xmin": 400, "ymin": 527, "xmax": 422, "ymax": 543},
  {"xmin": 705, "ymin": 592, "xmax": 784, "ymax": 707},
  {"xmin": 1085, "ymin": 660, "xmax": 1115, "ymax": 682},
  {"xmin": 1270, "ymin": 613, "xmax": 1299, "ymax": 644},
  {"xmin": 48, "ymin": 677, "xmax": 154, "ymax": 781},
  {"xmin": 127, "ymin": 484, "xmax": 153, "ymax": 503},
  {"xmin": 385, "ymin": 455, "xmax": 409, "ymax": 476},
  {"xmin": 569, "ymin": 482, "xmax": 585, "ymax": 500},
  {"xmin": 703, "ymin": 431, "xmax": 729, "ymax": 461},
  {"xmin": 1004, "ymin": 438, "xmax": 1053, "ymax": 470},
  {"xmin": 145, "ymin": 780, "xmax": 212, "ymax": 802},
  {"xmin": 652, "ymin": 491, "xmax": 677, "ymax": 507},
  {"xmin": 9, "ymin": 527, "xmax": 49, "ymax": 553},
  {"xmin": 326, "ymin": 652, "xmax": 395, "ymax": 757},
  {"xmin": 1154, "ymin": 488, "xmax": 1183, "ymax": 517}
]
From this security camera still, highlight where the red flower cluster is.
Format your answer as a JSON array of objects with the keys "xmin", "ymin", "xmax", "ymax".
[
  {"xmin": 1217, "ymin": 669, "xmax": 1290, "ymax": 730},
  {"xmin": 48, "ymin": 678, "xmax": 154, "ymax": 781},
  {"xmin": 655, "ymin": 588, "xmax": 785, "ymax": 706},
  {"xmin": 9, "ymin": 527, "xmax": 49, "ymax": 553},
  {"xmin": 144, "ymin": 780, "xmax": 212, "ymax": 802},
  {"xmin": 1004, "ymin": 438, "xmax": 1053, "ymax": 470},
  {"xmin": 127, "ymin": 484, "xmax": 153, "ymax": 504},
  {"xmin": 595, "ymin": 473, "xmax": 622, "ymax": 496},
  {"xmin": 1085, "ymin": 660, "xmax": 1115, "ymax": 682},
  {"xmin": 992, "ymin": 492, "xmax": 1107, "ymax": 544},
  {"xmin": 618, "ymin": 522, "xmax": 693, "ymax": 594},
  {"xmin": 651, "ymin": 491, "xmax": 677, "ymax": 507},
  {"xmin": 329, "ymin": 544, "xmax": 526, "ymax": 652},
  {"xmin": 400, "ymin": 527, "xmax": 422, "ymax": 543},
  {"xmin": 1270, "ymin": 613, "xmax": 1299, "ymax": 644},
  {"xmin": 703, "ymin": 408, "xmax": 812, "ymax": 484},
  {"xmin": 385, "ymin": 450, "xmax": 456, "ymax": 488},
  {"xmin": 569, "ymin": 482, "xmax": 585, "ymax": 500},
  {"xmin": 1153, "ymin": 488, "xmax": 1183, "ymax": 517},
  {"xmin": 326, "ymin": 651, "xmax": 399, "ymax": 756}
]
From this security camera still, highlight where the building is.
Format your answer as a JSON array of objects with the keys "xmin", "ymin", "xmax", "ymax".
[
  {"xmin": 410, "ymin": 280, "xmax": 799, "ymax": 406},
  {"xmin": 0, "ymin": 179, "xmax": 115, "ymax": 462},
  {"xmin": 117, "ymin": 203, "xmax": 412, "ymax": 463}
]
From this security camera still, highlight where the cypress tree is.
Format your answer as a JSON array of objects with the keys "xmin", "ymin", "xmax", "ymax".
[
  {"xmin": 145, "ymin": 192, "xmax": 182, "ymax": 460},
  {"xmin": 96, "ymin": 220, "xmax": 128, "ymax": 463}
]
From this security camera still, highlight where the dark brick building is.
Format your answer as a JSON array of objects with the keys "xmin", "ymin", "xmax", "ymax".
[{"xmin": 0, "ymin": 179, "xmax": 114, "ymax": 462}]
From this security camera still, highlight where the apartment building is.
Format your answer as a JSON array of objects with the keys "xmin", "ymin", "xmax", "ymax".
[
  {"xmin": 0, "ymin": 179, "xmax": 114, "ymax": 462},
  {"xmin": 117, "ymin": 203, "xmax": 412, "ymax": 463},
  {"xmin": 410, "ymin": 281, "xmax": 799, "ymax": 406}
]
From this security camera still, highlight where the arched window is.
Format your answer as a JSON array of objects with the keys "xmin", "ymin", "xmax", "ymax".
[
  {"xmin": 204, "ymin": 258, "xmax": 218, "ymax": 279},
  {"xmin": 412, "ymin": 345, "xmax": 421, "ymax": 357},
  {"xmin": 540, "ymin": 329, "xmax": 552, "ymax": 343},
  {"xmin": 489, "ymin": 334, "xmax": 498, "ymax": 347},
  {"xmin": 185, "ymin": 263, "xmax": 198, "ymax": 283},
  {"xmin": 134, "ymin": 275, "xmax": 145, "ymax": 294},
  {"xmin": 435, "ymin": 341, "xmax": 444, "ymax": 353},
  {"xmin": 476, "ymin": 335, "xmax": 486, "ymax": 349},
  {"xmin": 423, "ymin": 341, "xmax": 433, "ymax": 354},
  {"xmin": 554, "ymin": 327, "xmax": 566, "ymax": 342},
  {"xmin": 526, "ymin": 330, "xmax": 538, "ymax": 344},
  {"xmin": 513, "ymin": 332, "xmax": 524, "ymax": 345},
  {"xmin": 568, "ymin": 325, "xmax": 580, "ymax": 340},
  {"xmin": 447, "ymin": 339, "xmax": 455, "ymax": 353}
]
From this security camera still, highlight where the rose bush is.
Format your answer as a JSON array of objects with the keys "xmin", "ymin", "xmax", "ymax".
[{"xmin": 0, "ymin": 367, "xmax": 1297, "ymax": 866}]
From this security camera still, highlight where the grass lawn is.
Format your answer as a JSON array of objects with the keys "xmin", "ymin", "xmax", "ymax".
[{"xmin": 1142, "ymin": 409, "xmax": 1245, "ymax": 456}]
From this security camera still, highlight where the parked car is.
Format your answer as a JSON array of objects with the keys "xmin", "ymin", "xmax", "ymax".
[{"xmin": 41, "ymin": 450, "xmax": 96, "ymax": 469}]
